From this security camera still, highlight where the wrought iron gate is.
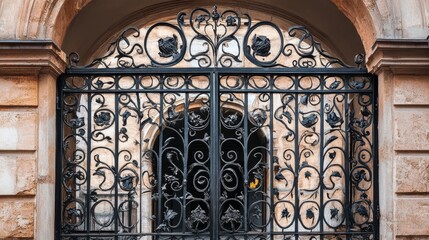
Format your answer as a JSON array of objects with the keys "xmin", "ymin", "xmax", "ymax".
[{"xmin": 56, "ymin": 6, "xmax": 378, "ymax": 240}]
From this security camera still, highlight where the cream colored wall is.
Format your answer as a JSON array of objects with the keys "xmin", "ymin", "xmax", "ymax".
[{"xmin": 0, "ymin": 0, "xmax": 428, "ymax": 239}]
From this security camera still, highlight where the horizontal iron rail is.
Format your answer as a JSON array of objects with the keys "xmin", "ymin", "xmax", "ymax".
[
  {"xmin": 64, "ymin": 67, "xmax": 371, "ymax": 76},
  {"xmin": 61, "ymin": 89, "xmax": 374, "ymax": 94},
  {"xmin": 61, "ymin": 231, "xmax": 375, "ymax": 237}
]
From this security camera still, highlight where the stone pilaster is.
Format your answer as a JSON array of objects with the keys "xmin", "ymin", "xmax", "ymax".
[
  {"xmin": 367, "ymin": 39, "xmax": 429, "ymax": 239},
  {"xmin": 0, "ymin": 41, "xmax": 66, "ymax": 239}
]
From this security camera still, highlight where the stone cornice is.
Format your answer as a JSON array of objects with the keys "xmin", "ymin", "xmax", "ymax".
[
  {"xmin": 0, "ymin": 40, "xmax": 66, "ymax": 76},
  {"xmin": 366, "ymin": 39, "xmax": 429, "ymax": 74}
]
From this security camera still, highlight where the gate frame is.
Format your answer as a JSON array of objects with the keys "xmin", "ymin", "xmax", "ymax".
[
  {"xmin": 55, "ymin": 5, "xmax": 379, "ymax": 239},
  {"xmin": 56, "ymin": 67, "xmax": 379, "ymax": 239}
]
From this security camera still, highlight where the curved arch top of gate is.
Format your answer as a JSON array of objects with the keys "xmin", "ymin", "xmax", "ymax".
[{"xmin": 67, "ymin": 5, "xmax": 365, "ymax": 69}]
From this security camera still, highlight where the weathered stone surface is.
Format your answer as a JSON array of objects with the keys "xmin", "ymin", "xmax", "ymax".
[
  {"xmin": 0, "ymin": 153, "xmax": 36, "ymax": 195},
  {"xmin": 35, "ymin": 74, "xmax": 57, "ymax": 240},
  {"xmin": 0, "ymin": 111, "xmax": 37, "ymax": 150},
  {"xmin": 35, "ymin": 183, "xmax": 55, "ymax": 240},
  {"xmin": 394, "ymin": 109, "xmax": 429, "ymax": 151},
  {"xmin": 0, "ymin": 75, "xmax": 37, "ymax": 106},
  {"xmin": 396, "ymin": 156, "xmax": 429, "ymax": 193},
  {"xmin": 0, "ymin": 198, "xmax": 34, "ymax": 238},
  {"xmin": 396, "ymin": 198, "xmax": 429, "ymax": 236},
  {"xmin": 397, "ymin": 237, "xmax": 429, "ymax": 240},
  {"xmin": 394, "ymin": 76, "xmax": 429, "ymax": 105}
]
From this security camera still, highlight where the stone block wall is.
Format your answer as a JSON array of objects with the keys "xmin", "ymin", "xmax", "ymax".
[
  {"xmin": 367, "ymin": 39, "xmax": 429, "ymax": 239},
  {"xmin": 0, "ymin": 42, "xmax": 65, "ymax": 239},
  {"xmin": 393, "ymin": 74, "xmax": 429, "ymax": 237},
  {"xmin": 0, "ymin": 76, "xmax": 38, "ymax": 238}
]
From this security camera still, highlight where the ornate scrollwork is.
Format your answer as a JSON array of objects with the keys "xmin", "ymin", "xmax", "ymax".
[
  {"xmin": 68, "ymin": 6, "xmax": 361, "ymax": 69},
  {"xmin": 59, "ymin": 6, "xmax": 376, "ymax": 239}
]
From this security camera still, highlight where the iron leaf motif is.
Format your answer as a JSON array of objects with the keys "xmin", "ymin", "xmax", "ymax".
[
  {"xmin": 187, "ymin": 205, "xmax": 209, "ymax": 230},
  {"xmin": 328, "ymin": 80, "xmax": 341, "ymax": 89},
  {"xmin": 281, "ymin": 208, "xmax": 291, "ymax": 219},
  {"xmin": 304, "ymin": 170, "xmax": 312, "ymax": 179},
  {"xmin": 301, "ymin": 113, "xmax": 318, "ymax": 128},
  {"xmin": 70, "ymin": 117, "xmax": 85, "ymax": 128},
  {"xmin": 224, "ymin": 112, "xmax": 238, "ymax": 125},
  {"xmin": 189, "ymin": 112, "xmax": 204, "ymax": 126},
  {"xmin": 94, "ymin": 111, "xmax": 111, "ymax": 126},
  {"xmin": 66, "ymin": 207, "xmax": 83, "ymax": 220},
  {"xmin": 251, "ymin": 111, "xmax": 267, "ymax": 126},
  {"xmin": 252, "ymin": 35, "xmax": 271, "ymax": 57},
  {"xmin": 195, "ymin": 15, "xmax": 208, "ymax": 29},
  {"xmin": 356, "ymin": 205, "xmax": 369, "ymax": 218},
  {"xmin": 221, "ymin": 205, "xmax": 242, "ymax": 224},
  {"xmin": 158, "ymin": 35, "xmax": 179, "ymax": 58},
  {"xmin": 165, "ymin": 209, "xmax": 178, "ymax": 221},
  {"xmin": 226, "ymin": 16, "xmax": 237, "ymax": 26},
  {"xmin": 326, "ymin": 112, "xmax": 343, "ymax": 128},
  {"xmin": 330, "ymin": 207, "xmax": 339, "ymax": 220},
  {"xmin": 119, "ymin": 174, "xmax": 135, "ymax": 191},
  {"xmin": 282, "ymin": 110, "xmax": 293, "ymax": 124},
  {"xmin": 301, "ymin": 94, "xmax": 309, "ymax": 105},
  {"xmin": 306, "ymin": 208, "xmax": 314, "ymax": 220},
  {"xmin": 350, "ymin": 81, "xmax": 365, "ymax": 89}
]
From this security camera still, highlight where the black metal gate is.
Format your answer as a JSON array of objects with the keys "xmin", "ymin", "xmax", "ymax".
[{"xmin": 56, "ymin": 6, "xmax": 378, "ymax": 240}]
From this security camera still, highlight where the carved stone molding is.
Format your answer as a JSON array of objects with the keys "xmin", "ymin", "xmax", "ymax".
[
  {"xmin": 366, "ymin": 39, "xmax": 429, "ymax": 74},
  {"xmin": 0, "ymin": 40, "xmax": 66, "ymax": 76}
]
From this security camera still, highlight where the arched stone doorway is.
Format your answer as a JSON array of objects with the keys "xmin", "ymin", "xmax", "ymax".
[
  {"xmin": 3, "ymin": 1, "xmax": 429, "ymax": 240},
  {"xmin": 57, "ymin": 5, "xmax": 378, "ymax": 239}
]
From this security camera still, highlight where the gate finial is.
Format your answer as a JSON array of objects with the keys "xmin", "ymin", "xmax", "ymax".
[{"xmin": 212, "ymin": 5, "xmax": 220, "ymax": 21}]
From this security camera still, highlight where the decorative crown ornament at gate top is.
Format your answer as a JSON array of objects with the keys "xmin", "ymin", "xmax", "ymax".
[{"xmin": 68, "ymin": 5, "xmax": 364, "ymax": 69}]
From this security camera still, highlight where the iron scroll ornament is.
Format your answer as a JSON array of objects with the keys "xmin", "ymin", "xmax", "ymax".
[
  {"xmin": 68, "ymin": 5, "xmax": 364, "ymax": 69},
  {"xmin": 58, "ymin": 5, "xmax": 377, "ymax": 239}
]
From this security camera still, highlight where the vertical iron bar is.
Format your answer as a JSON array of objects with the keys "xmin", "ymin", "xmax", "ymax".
[
  {"xmin": 244, "ymin": 75, "xmax": 249, "ymax": 239},
  {"xmin": 55, "ymin": 75, "xmax": 65, "ymax": 240},
  {"xmin": 269, "ymin": 75, "xmax": 274, "ymax": 239},
  {"xmin": 182, "ymin": 77, "xmax": 189, "ymax": 236},
  {"xmin": 210, "ymin": 71, "xmax": 219, "ymax": 239},
  {"xmin": 344, "ymin": 75, "xmax": 351, "ymax": 240},
  {"xmin": 137, "ymin": 76, "xmax": 142, "ymax": 234},
  {"xmin": 373, "ymin": 75, "xmax": 380, "ymax": 240},
  {"xmin": 294, "ymin": 75, "xmax": 299, "ymax": 240},
  {"xmin": 86, "ymin": 76, "xmax": 92, "ymax": 240},
  {"xmin": 319, "ymin": 76, "xmax": 325, "ymax": 240},
  {"xmin": 157, "ymin": 76, "xmax": 164, "ymax": 239},
  {"xmin": 114, "ymin": 76, "xmax": 119, "ymax": 240}
]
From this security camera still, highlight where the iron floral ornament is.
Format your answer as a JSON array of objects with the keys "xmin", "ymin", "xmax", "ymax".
[
  {"xmin": 251, "ymin": 35, "xmax": 271, "ymax": 57},
  {"xmin": 68, "ymin": 5, "xmax": 364, "ymax": 69},
  {"xmin": 158, "ymin": 35, "xmax": 179, "ymax": 58}
]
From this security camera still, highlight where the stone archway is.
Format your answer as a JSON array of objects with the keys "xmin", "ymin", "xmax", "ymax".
[
  {"xmin": 0, "ymin": 1, "xmax": 384, "ymax": 240},
  {"xmin": 15, "ymin": 0, "xmax": 378, "ymax": 57}
]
